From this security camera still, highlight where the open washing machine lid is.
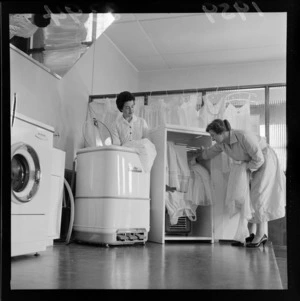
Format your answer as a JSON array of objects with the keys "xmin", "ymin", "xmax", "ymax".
[
  {"xmin": 11, "ymin": 142, "xmax": 41, "ymax": 204},
  {"xmin": 11, "ymin": 112, "xmax": 55, "ymax": 133}
]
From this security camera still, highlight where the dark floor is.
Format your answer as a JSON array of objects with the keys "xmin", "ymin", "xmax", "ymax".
[
  {"xmin": 273, "ymin": 245, "xmax": 287, "ymax": 289},
  {"xmin": 10, "ymin": 240, "xmax": 286, "ymax": 290}
]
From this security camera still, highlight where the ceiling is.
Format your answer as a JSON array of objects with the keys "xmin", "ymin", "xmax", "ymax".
[{"xmin": 103, "ymin": 13, "xmax": 287, "ymax": 72}]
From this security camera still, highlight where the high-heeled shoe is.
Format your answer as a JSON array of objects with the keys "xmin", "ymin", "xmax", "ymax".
[
  {"xmin": 246, "ymin": 234, "xmax": 268, "ymax": 248},
  {"xmin": 231, "ymin": 233, "xmax": 255, "ymax": 247},
  {"xmin": 245, "ymin": 233, "xmax": 255, "ymax": 243}
]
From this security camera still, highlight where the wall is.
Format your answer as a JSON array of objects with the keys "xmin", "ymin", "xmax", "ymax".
[
  {"xmin": 60, "ymin": 34, "xmax": 139, "ymax": 168},
  {"xmin": 91, "ymin": 34, "xmax": 139, "ymax": 95},
  {"xmin": 10, "ymin": 45, "xmax": 94, "ymax": 170},
  {"xmin": 10, "ymin": 40, "xmax": 286, "ymax": 170},
  {"xmin": 10, "ymin": 47, "xmax": 61, "ymax": 130},
  {"xmin": 138, "ymin": 60, "xmax": 286, "ymax": 92},
  {"xmin": 55, "ymin": 43, "xmax": 94, "ymax": 169},
  {"xmin": 10, "ymin": 33, "xmax": 139, "ymax": 170}
]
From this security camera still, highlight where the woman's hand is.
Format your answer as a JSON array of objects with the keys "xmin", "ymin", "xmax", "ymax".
[
  {"xmin": 194, "ymin": 147, "xmax": 204, "ymax": 162},
  {"xmin": 197, "ymin": 146, "xmax": 204, "ymax": 154},
  {"xmin": 247, "ymin": 169, "xmax": 254, "ymax": 181},
  {"xmin": 190, "ymin": 147, "xmax": 202, "ymax": 156}
]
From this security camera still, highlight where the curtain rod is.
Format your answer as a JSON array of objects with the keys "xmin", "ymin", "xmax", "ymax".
[{"xmin": 89, "ymin": 83, "xmax": 286, "ymax": 103}]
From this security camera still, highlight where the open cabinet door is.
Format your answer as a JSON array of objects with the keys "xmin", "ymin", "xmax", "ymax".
[{"xmin": 148, "ymin": 127, "xmax": 167, "ymax": 243}]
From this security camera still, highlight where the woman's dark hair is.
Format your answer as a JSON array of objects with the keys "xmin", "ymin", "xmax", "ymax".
[
  {"xmin": 33, "ymin": 14, "xmax": 51, "ymax": 28},
  {"xmin": 206, "ymin": 119, "xmax": 231, "ymax": 134},
  {"xmin": 116, "ymin": 91, "xmax": 135, "ymax": 112}
]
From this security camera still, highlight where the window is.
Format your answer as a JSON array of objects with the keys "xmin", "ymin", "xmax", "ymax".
[
  {"xmin": 90, "ymin": 84, "xmax": 286, "ymax": 171},
  {"xmin": 269, "ymin": 86, "xmax": 286, "ymax": 172}
]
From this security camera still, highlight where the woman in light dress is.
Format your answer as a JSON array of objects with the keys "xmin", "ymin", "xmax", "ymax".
[
  {"xmin": 110, "ymin": 91, "xmax": 149, "ymax": 146},
  {"xmin": 195, "ymin": 119, "xmax": 286, "ymax": 248},
  {"xmin": 110, "ymin": 91, "xmax": 156, "ymax": 173}
]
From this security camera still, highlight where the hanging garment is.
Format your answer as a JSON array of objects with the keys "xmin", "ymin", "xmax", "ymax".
[
  {"xmin": 167, "ymin": 141, "xmax": 180, "ymax": 189},
  {"xmin": 179, "ymin": 94, "xmax": 200, "ymax": 128},
  {"xmin": 222, "ymin": 102, "xmax": 252, "ymax": 173},
  {"xmin": 198, "ymin": 94, "xmax": 231, "ymax": 174},
  {"xmin": 143, "ymin": 105, "xmax": 153, "ymax": 129},
  {"xmin": 223, "ymin": 103, "xmax": 238, "ymax": 128},
  {"xmin": 188, "ymin": 94, "xmax": 202, "ymax": 127},
  {"xmin": 158, "ymin": 99, "xmax": 167, "ymax": 126},
  {"xmin": 133, "ymin": 96, "xmax": 145, "ymax": 119},
  {"xmin": 225, "ymin": 162, "xmax": 253, "ymax": 218},
  {"xmin": 165, "ymin": 191, "xmax": 197, "ymax": 225},
  {"xmin": 198, "ymin": 94, "xmax": 226, "ymax": 126},
  {"xmin": 189, "ymin": 161, "xmax": 213, "ymax": 206},
  {"xmin": 184, "ymin": 168, "xmax": 194, "ymax": 203},
  {"xmin": 173, "ymin": 144, "xmax": 191, "ymax": 192},
  {"xmin": 142, "ymin": 98, "xmax": 167, "ymax": 129},
  {"xmin": 223, "ymin": 103, "xmax": 252, "ymax": 132},
  {"xmin": 123, "ymin": 138, "xmax": 157, "ymax": 173},
  {"xmin": 196, "ymin": 94, "xmax": 206, "ymax": 129},
  {"xmin": 166, "ymin": 142, "xmax": 191, "ymax": 192},
  {"xmin": 177, "ymin": 96, "xmax": 188, "ymax": 126},
  {"xmin": 170, "ymin": 106, "xmax": 181, "ymax": 125},
  {"xmin": 165, "ymin": 97, "xmax": 181, "ymax": 125},
  {"xmin": 225, "ymin": 161, "xmax": 253, "ymax": 242}
]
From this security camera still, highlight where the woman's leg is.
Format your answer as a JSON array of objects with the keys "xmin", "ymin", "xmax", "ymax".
[
  {"xmin": 248, "ymin": 222, "xmax": 256, "ymax": 235},
  {"xmin": 249, "ymin": 147, "xmax": 285, "ymax": 243},
  {"xmin": 251, "ymin": 222, "xmax": 267, "ymax": 244}
]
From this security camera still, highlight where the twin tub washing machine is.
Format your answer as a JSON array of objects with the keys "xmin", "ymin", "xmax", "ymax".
[{"xmin": 73, "ymin": 145, "xmax": 151, "ymax": 246}]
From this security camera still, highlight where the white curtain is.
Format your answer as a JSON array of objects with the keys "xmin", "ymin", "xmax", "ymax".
[
  {"xmin": 84, "ymin": 96, "xmax": 145, "ymax": 147},
  {"xmin": 85, "ymin": 91, "xmax": 257, "ymax": 147}
]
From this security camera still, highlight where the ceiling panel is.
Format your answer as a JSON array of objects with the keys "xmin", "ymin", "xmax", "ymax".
[
  {"xmin": 129, "ymin": 55, "xmax": 169, "ymax": 71},
  {"xmin": 162, "ymin": 44, "xmax": 287, "ymax": 68},
  {"xmin": 134, "ymin": 13, "xmax": 200, "ymax": 21},
  {"xmin": 139, "ymin": 13, "xmax": 286, "ymax": 53},
  {"xmin": 104, "ymin": 12, "xmax": 287, "ymax": 72},
  {"xmin": 105, "ymin": 22, "xmax": 158, "ymax": 58},
  {"xmin": 114, "ymin": 13, "xmax": 200, "ymax": 22}
]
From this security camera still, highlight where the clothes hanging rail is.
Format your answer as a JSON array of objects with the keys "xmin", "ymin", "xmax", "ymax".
[
  {"xmin": 175, "ymin": 143, "xmax": 203, "ymax": 152},
  {"xmin": 89, "ymin": 83, "xmax": 286, "ymax": 104}
]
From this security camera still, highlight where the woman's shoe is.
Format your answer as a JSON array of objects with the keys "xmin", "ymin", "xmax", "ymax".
[
  {"xmin": 231, "ymin": 241, "xmax": 244, "ymax": 247},
  {"xmin": 246, "ymin": 234, "xmax": 268, "ymax": 248},
  {"xmin": 232, "ymin": 233, "xmax": 255, "ymax": 247},
  {"xmin": 245, "ymin": 233, "xmax": 255, "ymax": 243}
]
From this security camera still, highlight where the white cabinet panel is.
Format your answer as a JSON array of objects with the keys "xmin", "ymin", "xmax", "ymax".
[{"xmin": 149, "ymin": 124, "xmax": 216, "ymax": 243}]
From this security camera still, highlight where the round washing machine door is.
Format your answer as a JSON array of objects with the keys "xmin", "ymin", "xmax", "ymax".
[{"xmin": 11, "ymin": 142, "xmax": 41, "ymax": 204}]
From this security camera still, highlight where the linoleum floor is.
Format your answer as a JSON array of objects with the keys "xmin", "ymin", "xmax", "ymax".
[{"xmin": 10, "ymin": 240, "xmax": 285, "ymax": 290}]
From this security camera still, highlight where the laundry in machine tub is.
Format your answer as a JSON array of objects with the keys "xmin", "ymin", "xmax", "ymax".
[{"xmin": 73, "ymin": 145, "xmax": 150, "ymax": 246}]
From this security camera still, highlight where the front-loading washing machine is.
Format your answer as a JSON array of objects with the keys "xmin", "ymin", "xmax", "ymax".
[{"xmin": 11, "ymin": 112, "xmax": 54, "ymax": 256}]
